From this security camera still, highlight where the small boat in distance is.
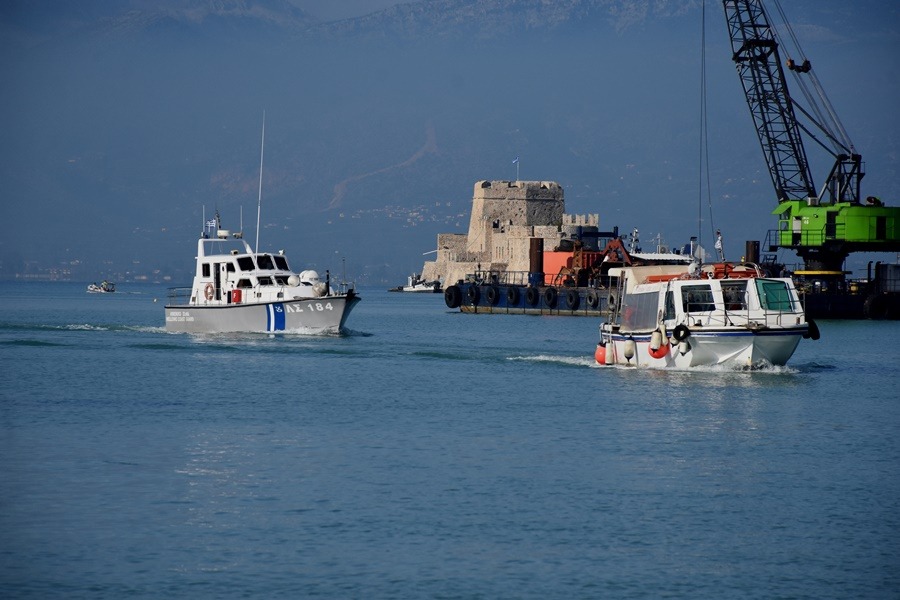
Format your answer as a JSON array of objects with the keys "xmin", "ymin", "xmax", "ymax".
[
  {"xmin": 389, "ymin": 273, "xmax": 442, "ymax": 293},
  {"xmin": 87, "ymin": 280, "xmax": 115, "ymax": 293},
  {"xmin": 595, "ymin": 261, "xmax": 819, "ymax": 369},
  {"xmin": 165, "ymin": 114, "xmax": 360, "ymax": 334}
]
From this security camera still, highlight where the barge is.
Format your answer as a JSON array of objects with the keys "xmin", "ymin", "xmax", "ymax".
[{"xmin": 443, "ymin": 236, "xmax": 692, "ymax": 316}]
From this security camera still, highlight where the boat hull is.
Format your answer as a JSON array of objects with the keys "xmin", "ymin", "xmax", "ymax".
[
  {"xmin": 600, "ymin": 327, "xmax": 805, "ymax": 369},
  {"xmin": 164, "ymin": 294, "xmax": 360, "ymax": 334},
  {"xmin": 402, "ymin": 284, "xmax": 442, "ymax": 293}
]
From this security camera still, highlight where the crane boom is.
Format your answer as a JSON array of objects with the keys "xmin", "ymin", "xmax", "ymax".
[
  {"xmin": 724, "ymin": 0, "xmax": 815, "ymax": 202},
  {"xmin": 722, "ymin": 0, "xmax": 898, "ymax": 274}
]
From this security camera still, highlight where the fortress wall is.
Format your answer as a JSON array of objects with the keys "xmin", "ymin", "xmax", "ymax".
[
  {"xmin": 422, "ymin": 260, "xmax": 479, "ymax": 286},
  {"xmin": 563, "ymin": 214, "xmax": 600, "ymax": 227}
]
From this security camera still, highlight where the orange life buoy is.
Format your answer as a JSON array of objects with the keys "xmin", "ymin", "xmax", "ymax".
[{"xmin": 204, "ymin": 283, "xmax": 214, "ymax": 300}]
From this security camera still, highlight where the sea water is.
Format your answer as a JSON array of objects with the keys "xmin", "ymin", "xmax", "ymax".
[{"xmin": 1, "ymin": 281, "xmax": 898, "ymax": 599}]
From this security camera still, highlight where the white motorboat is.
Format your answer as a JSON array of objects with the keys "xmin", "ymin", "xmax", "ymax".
[
  {"xmin": 164, "ymin": 218, "xmax": 359, "ymax": 334},
  {"xmin": 87, "ymin": 280, "xmax": 115, "ymax": 293},
  {"xmin": 595, "ymin": 261, "xmax": 818, "ymax": 369},
  {"xmin": 390, "ymin": 273, "xmax": 442, "ymax": 293}
]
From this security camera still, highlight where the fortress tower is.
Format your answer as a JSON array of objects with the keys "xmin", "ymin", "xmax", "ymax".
[
  {"xmin": 465, "ymin": 180, "xmax": 563, "ymax": 255},
  {"xmin": 421, "ymin": 180, "xmax": 599, "ymax": 286}
]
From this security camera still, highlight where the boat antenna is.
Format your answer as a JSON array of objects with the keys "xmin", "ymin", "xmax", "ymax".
[{"xmin": 255, "ymin": 111, "xmax": 266, "ymax": 255}]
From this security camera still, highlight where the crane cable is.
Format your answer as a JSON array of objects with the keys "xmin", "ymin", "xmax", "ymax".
[{"xmin": 766, "ymin": 0, "xmax": 855, "ymax": 155}]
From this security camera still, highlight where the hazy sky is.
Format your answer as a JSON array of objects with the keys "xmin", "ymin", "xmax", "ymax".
[{"xmin": 1, "ymin": 0, "xmax": 897, "ymax": 282}]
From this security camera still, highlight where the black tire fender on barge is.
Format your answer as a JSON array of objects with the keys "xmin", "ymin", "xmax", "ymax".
[
  {"xmin": 506, "ymin": 286, "xmax": 520, "ymax": 305},
  {"xmin": 486, "ymin": 286, "xmax": 501, "ymax": 306},
  {"xmin": 525, "ymin": 287, "xmax": 540, "ymax": 307},
  {"xmin": 863, "ymin": 294, "xmax": 889, "ymax": 320},
  {"xmin": 444, "ymin": 285, "xmax": 462, "ymax": 308},
  {"xmin": 608, "ymin": 292, "xmax": 618, "ymax": 312},
  {"xmin": 466, "ymin": 285, "xmax": 480, "ymax": 305},
  {"xmin": 565, "ymin": 289, "xmax": 580, "ymax": 310},
  {"xmin": 586, "ymin": 290, "xmax": 600, "ymax": 309},
  {"xmin": 543, "ymin": 286, "xmax": 558, "ymax": 308}
]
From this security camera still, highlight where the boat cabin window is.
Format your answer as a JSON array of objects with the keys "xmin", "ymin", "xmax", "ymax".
[
  {"xmin": 256, "ymin": 276, "xmax": 273, "ymax": 286},
  {"xmin": 257, "ymin": 254, "xmax": 275, "ymax": 270},
  {"xmin": 274, "ymin": 275, "xmax": 289, "ymax": 285},
  {"xmin": 681, "ymin": 284, "xmax": 715, "ymax": 313},
  {"xmin": 273, "ymin": 255, "xmax": 289, "ymax": 270},
  {"xmin": 756, "ymin": 279, "xmax": 796, "ymax": 312},
  {"xmin": 721, "ymin": 281, "xmax": 748, "ymax": 310},
  {"xmin": 202, "ymin": 263, "xmax": 211, "ymax": 277},
  {"xmin": 236, "ymin": 279, "xmax": 252, "ymax": 289},
  {"xmin": 237, "ymin": 256, "xmax": 255, "ymax": 271},
  {"xmin": 664, "ymin": 290, "xmax": 676, "ymax": 321},
  {"xmin": 622, "ymin": 291, "xmax": 659, "ymax": 331},
  {"xmin": 226, "ymin": 263, "xmax": 236, "ymax": 272}
]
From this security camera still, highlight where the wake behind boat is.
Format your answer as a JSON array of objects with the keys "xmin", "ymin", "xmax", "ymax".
[
  {"xmin": 595, "ymin": 261, "xmax": 818, "ymax": 369},
  {"xmin": 164, "ymin": 218, "xmax": 359, "ymax": 334}
]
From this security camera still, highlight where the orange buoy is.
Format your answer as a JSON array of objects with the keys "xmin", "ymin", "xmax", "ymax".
[
  {"xmin": 595, "ymin": 343, "xmax": 606, "ymax": 364},
  {"xmin": 648, "ymin": 343, "xmax": 668, "ymax": 359}
]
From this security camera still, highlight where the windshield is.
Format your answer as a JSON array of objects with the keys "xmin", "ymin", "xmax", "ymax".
[{"xmin": 756, "ymin": 279, "xmax": 796, "ymax": 312}]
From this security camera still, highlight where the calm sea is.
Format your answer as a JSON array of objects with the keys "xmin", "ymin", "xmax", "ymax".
[{"xmin": 1, "ymin": 281, "xmax": 898, "ymax": 599}]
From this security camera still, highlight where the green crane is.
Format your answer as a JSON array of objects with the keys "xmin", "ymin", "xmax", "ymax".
[{"xmin": 723, "ymin": 0, "xmax": 899, "ymax": 276}]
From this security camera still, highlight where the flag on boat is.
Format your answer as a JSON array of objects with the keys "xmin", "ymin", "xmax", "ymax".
[
  {"xmin": 205, "ymin": 219, "xmax": 216, "ymax": 228},
  {"xmin": 512, "ymin": 156, "xmax": 519, "ymax": 164}
]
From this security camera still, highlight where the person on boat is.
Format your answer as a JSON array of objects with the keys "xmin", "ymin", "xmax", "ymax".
[{"xmin": 715, "ymin": 230, "xmax": 725, "ymax": 261}]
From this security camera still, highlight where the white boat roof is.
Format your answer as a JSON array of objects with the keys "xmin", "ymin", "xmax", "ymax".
[
  {"xmin": 197, "ymin": 236, "xmax": 254, "ymax": 258},
  {"xmin": 630, "ymin": 252, "xmax": 692, "ymax": 263}
]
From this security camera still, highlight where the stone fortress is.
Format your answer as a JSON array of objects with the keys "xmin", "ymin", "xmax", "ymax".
[{"xmin": 419, "ymin": 180, "xmax": 601, "ymax": 286}]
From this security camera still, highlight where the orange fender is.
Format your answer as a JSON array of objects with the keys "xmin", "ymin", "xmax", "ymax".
[
  {"xmin": 648, "ymin": 342, "xmax": 669, "ymax": 359},
  {"xmin": 595, "ymin": 344, "xmax": 606, "ymax": 364}
]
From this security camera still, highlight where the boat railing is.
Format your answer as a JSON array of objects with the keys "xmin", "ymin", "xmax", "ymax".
[
  {"xmin": 167, "ymin": 287, "xmax": 193, "ymax": 303},
  {"xmin": 335, "ymin": 280, "xmax": 356, "ymax": 295},
  {"xmin": 465, "ymin": 270, "xmax": 531, "ymax": 287},
  {"xmin": 684, "ymin": 294, "xmax": 803, "ymax": 328}
]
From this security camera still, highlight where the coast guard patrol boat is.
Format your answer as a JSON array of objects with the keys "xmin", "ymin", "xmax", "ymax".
[{"xmin": 165, "ymin": 214, "xmax": 359, "ymax": 334}]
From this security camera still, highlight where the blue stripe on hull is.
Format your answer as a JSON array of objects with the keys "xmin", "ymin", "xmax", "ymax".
[{"xmin": 267, "ymin": 303, "xmax": 286, "ymax": 332}]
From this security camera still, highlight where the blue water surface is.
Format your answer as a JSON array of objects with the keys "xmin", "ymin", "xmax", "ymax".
[{"xmin": 1, "ymin": 281, "xmax": 898, "ymax": 599}]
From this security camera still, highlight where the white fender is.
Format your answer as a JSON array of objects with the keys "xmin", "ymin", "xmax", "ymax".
[{"xmin": 650, "ymin": 329, "xmax": 662, "ymax": 351}]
